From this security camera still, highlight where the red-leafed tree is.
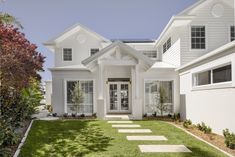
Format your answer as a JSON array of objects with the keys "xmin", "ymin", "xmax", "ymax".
[{"xmin": 0, "ymin": 24, "xmax": 45, "ymax": 90}]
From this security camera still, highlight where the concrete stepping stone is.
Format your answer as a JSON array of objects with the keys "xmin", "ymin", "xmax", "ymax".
[
  {"xmin": 112, "ymin": 124, "xmax": 141, "ymax": 128},
  {"xmin": 118, "ymin": 129, "xmax": 152, "ymax": 133},
  {"xmin": 127, "ymin": 136, "xmax": 167, "ymax": 141},
  {"xmin": 108, "ymin": 121, "xmax": 133, "ymax": 124},
  {"xmin": 138, "ymin": 145, "xmax": 191, "ymax": 153}
]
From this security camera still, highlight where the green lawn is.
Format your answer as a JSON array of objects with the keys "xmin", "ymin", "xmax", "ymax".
[{"xmin": 20, "ymin": 120, "xmax": 228, "ymax": 157}]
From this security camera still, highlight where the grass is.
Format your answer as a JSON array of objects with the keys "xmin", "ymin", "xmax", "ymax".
[{"xmin": 20, "ymin": 120, "xmax": 228, "ymax": 157}]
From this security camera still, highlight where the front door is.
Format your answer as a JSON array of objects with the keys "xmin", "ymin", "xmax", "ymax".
[{"xmin": 108, "ymin": 82, "xmax": 130, "ymax": 113}]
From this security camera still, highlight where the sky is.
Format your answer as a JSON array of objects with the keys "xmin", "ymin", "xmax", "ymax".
[{"xmin": 0, "ymin": 0, "xmax": 197, "ymax": 81}]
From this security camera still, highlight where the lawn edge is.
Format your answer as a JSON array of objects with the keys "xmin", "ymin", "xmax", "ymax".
[
  {"xmin": 167, "ymin": 122, "xmax": 234, "ymax": 157},
  {"xmin": 13, "ymin": 120, "xmax": 34, "ymax": 157}
]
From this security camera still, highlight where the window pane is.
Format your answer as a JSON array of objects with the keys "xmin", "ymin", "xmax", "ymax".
[
  {"xmin": 191, "ymin": 26, "xmax": 205, "ymax": 49},
  {"xmin": 213, "ymin": 65, "xmax": 231, "ymax": 83},
  {"xmin": 231, "ymin": 26, "xmax": 235, "ymax": 41},
  {"xmin": 90, "ymin": 48, "xmax": 99, "ymax": 56},
  {"xmin": 145, "ymin": 81, "xmax": 173, "ymax": 114},
  {"xmin": 63, "ymin": 48, "xmax": 72, "ymax": 61},
  {"xmin": 67, "ymin": 80, "xmax": 93, "ymax": 113},
  {"xmin": 195, "ymin": 70, "xmax": 211, "ymax": 86}
]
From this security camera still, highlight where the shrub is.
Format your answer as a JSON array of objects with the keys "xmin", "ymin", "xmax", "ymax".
[
  {"xmin": 183, "ymin": 119, "xmax": 192, "ymax": 128},
  {"xmin": 223, "ymin": 129, "xmax": 235, "ymax": 149},
  {"xmin": 63, "ymin": 113, "xmax": 68, "ymax": 118},
  {"xmin": 197, "ymin": 122, "xmax": 212, "ymax": 134},
  {"xmin": 71, "ymin": 113, "xmax": 76, "ymax": 117},
  {"xmin": 52, "ymin": 113, "xmax": 57, "ymax": 117},
  {"xmin": 92, "ymin": 113, "xmax": 97, "ymax": 118},
  {"xmin": 80, "ymin": 114, "xmax": 85, "ymax": 118},
  {"xmin": 152, "ymin": 112, "xmax": 157, "ymax": 117},
  {"xmin": 46, "ymin": 105, "xmax": 53, "ymax": 113},
  {"xmin": 143, "ymin": 113, "xmax": 147, "ymax": 118},
  {"xmin": 0, "ymin": 118, "xmax": 19, "ymax": 147},
  {"xmin": 172, "ymin": 113, "xmax": 180, "ymax": 121}
]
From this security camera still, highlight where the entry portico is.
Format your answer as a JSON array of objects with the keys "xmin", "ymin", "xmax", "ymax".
[{"xmin": 82, "ymin": 41, "xmax": 154, "ymax": 119}]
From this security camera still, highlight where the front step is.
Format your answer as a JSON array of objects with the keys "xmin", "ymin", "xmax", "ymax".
[{"xmin": 105, "ymin": 115, "xmax": 132, "ymax": 120}]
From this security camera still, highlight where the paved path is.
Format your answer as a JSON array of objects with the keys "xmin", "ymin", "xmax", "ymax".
[
  {"xmin": 31, "ymin": 105, "xmax": 59, "ymax": 120},
  {"xmin": 107, "ymin": 115, "xmax": 191, "ymax": 153}
]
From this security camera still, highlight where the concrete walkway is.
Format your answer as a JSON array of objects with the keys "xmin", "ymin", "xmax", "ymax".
[
  {"xmin": 107, "ymin": 115, "xmax": 191, "ymax": 154},
  {"xmin": 31, "ymin": 105, "xmax": 59, "ymax": 120}
]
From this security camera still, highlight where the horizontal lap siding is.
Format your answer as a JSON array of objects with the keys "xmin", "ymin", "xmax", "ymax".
[{"xmin": 181, "ymin": 0, "xmax": 234, "ymax": 65}]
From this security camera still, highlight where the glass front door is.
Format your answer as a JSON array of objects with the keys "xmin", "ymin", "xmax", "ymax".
[{"xmin": 108, "ymin": 82, "xmax": 130, "ymax": 113}]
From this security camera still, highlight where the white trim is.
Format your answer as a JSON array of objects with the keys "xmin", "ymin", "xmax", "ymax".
[
  {"xmin": 143, "ymin": 79, "xmax": 175, "ymax": 114},
  {"xmin": 189, "ymin": 24, "xmax": 208, "ymax": 52},
  {"xmin": 62, "ymin": 48, "xmax": 73, "ymax": 61},
  {"xmin": 177, "ymin": 41, "xmax": 235, "ymax": 71},
  {"xmin": 64, "ymin": 79, "xmax": 95, "ymax": 114},
  {"xmin": 13, "ymin": 120, "xmax": 34, "ymax": 157},
  {"xmin": 107, "ymin": 82, "xmax": 131, "ymax": 113},
  {"xmin": 191, "ymin": 62, "xmax": 233, "ymax": 90}
]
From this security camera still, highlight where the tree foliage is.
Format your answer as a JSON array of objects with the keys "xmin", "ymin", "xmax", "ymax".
[
  {"xmin": 0, "ymin": 12, "xmax": 23, "ymax": 29},
  {"xmin": 156, "ymin": 86, "xmax": 168, "ymax": 116},
  {"xmin": 0, "ymin": 24, "xmax": 45, "ymax": 90},
  {"xmin": 71, "ymin": 83, "xmax": 84, "ymax": 114}
]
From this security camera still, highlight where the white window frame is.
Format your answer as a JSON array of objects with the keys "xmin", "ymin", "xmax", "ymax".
[
  {"xmin": 62, "ymin": 48, "xmax": 73, "ymax": 61},
  {"xmin": 191, "ymin": 59, "xmax": 234, "ymax": 91},
  {"xmin": 143, "ymin": 79, "xmax": 175, "ymax": 115},
  {"xmin": 143, "ymin": 50, "xmax": 158, "ymax": 59},
  {"xmin": 189, "ymin": 24, "xmax": 208, "ymax": 52},
  {"xmin": 64, "ymin": 79, "xmax": 95, "ymax": 114},
  {"xmin": 163, "ymin": 37, "xmax": 171, "ymax": 53}
]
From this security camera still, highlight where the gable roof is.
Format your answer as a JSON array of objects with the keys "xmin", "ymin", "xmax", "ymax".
[
  {"xmin": 82, "ymin": 41, "xmax": 155, "ymax": 67},
  {"xmin": 43, "ymin": 23, "xmax": 110, "ymax": 45},
  {"xmin": 179, "ymin": 0, "xmax": 233, "ymax": 15}
]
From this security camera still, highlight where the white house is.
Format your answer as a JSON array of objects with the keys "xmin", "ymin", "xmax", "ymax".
[{"xmin": 44, "ymin": 0, "xmax": 235, "ymax": 134}]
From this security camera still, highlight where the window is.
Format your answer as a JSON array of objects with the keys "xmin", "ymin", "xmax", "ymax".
[
  {"xmin": 143, "ymin": 50, "xmax": 157, "ymax": 59},
  {"xmin": 66, "ymin": 80, "xmax": 93, "ymax": 113},
  {"xmin": 163, "ymin": 38, "xmax": 171, "ymax": 53},
  {"xmin": 90, "ymin": 48, "xmax": 99, "ymax": 56},
  {"xmin": 63, "ymin": 48, "xmax": 72, "ymax": 61},
  {"xmin": 194, "ymin": 70, "xmax": 211, "ymax": 86},
  {"xmin": 213, "ymin": 65, "xmax": 231, "ymax": 83},
  {"xmin": 193, "ymin": 64, "xmax": 232, "ymax": 87},
  {"xmin": 145, "ymin": 80, "xmax": 173, "ymax": 114},
  {"xmin": 191, "ymin": 26, "xmax": 206, "ymax": 49},
  {"xmin": 231, "ymin": 26, "xmax": 235, "ymax": 41}
]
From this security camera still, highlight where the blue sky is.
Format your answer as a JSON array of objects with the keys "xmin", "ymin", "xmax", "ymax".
[{"xmin": 0, "ymin": 0, "xmax": 197, "ymax": 81}]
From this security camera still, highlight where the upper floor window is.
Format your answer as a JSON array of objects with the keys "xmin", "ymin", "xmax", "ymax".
[
  {"xmin": 231, "ymin": 26, "xmax": 235, "ymax": 41},
  {"xmin": 191, "ymin": 26, "xmax": 206, "ymax": 49},
  {"xmin": 63, "ymin": 48, "xmax": 72, "ymax": 61},
  {"xmin": 193, "ymin": 64, "xmax": 231, "ymax": 86},
  {"xmin": 90, "ymin": 48, "xmax": 99, "ymax": 56},
  {"xmin": 143, "ymin": 50, "xmax": 157, "ymax": 59},
  {"xmin": 163, "ymin": 38, "xmax": 171, "ymax": 53}
]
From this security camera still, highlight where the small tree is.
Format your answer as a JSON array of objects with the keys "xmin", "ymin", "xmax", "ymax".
[
  {"xmin": 71, "ymin": 83, "xmax": 84, "ymax": 115},
  {"xmin": 156, "ymin": 86, "xmax": 168, "ymax": 116}
]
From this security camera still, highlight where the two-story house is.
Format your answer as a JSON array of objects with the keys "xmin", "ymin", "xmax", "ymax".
[{"xmin": 44, "ymin": 0, "xmax": 235, "ymax": 134}]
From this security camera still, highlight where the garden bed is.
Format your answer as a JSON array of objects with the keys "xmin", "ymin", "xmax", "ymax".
[
  {"xmin": 174, "ymin": 122, "xmax": 235, "ymax": 156},
  {"xmin": 4, "ymin": 120, "xmax": 31, "ymax": 157}
]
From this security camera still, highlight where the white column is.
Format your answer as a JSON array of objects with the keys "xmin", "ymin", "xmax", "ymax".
[
  {"xmin": 98, "ymin": 64, "xmax": 104, "ymax": 99},
  {"xmin": 232, "ymin": 55, "xmax": 235, "ymax": 87},
  {"xmin": 97, "ymin": 63, "xmax": 105, "ymax": 119},
  {"xmin": 135, "ymin": 64, "xmax": 139, "ymax": 98}
]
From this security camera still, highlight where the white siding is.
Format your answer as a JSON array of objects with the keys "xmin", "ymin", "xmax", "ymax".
[
  {"xmin": 45, "ymin": 81, "xmax": 52, "ymax": 105},
  {"xmin": 54, "ymin": 29, "xmax": 105, "ymax": 67},
  {"xmin": 179, "ymin": 49, "xmax": 235, "ymax": 135},
  {"xmin": 181, "ymin": 0, "xmax": 234, "ymax": 65},
  {"xmin": 162, "ymin": 38, "xmax": 181, "ymax": 67}
]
